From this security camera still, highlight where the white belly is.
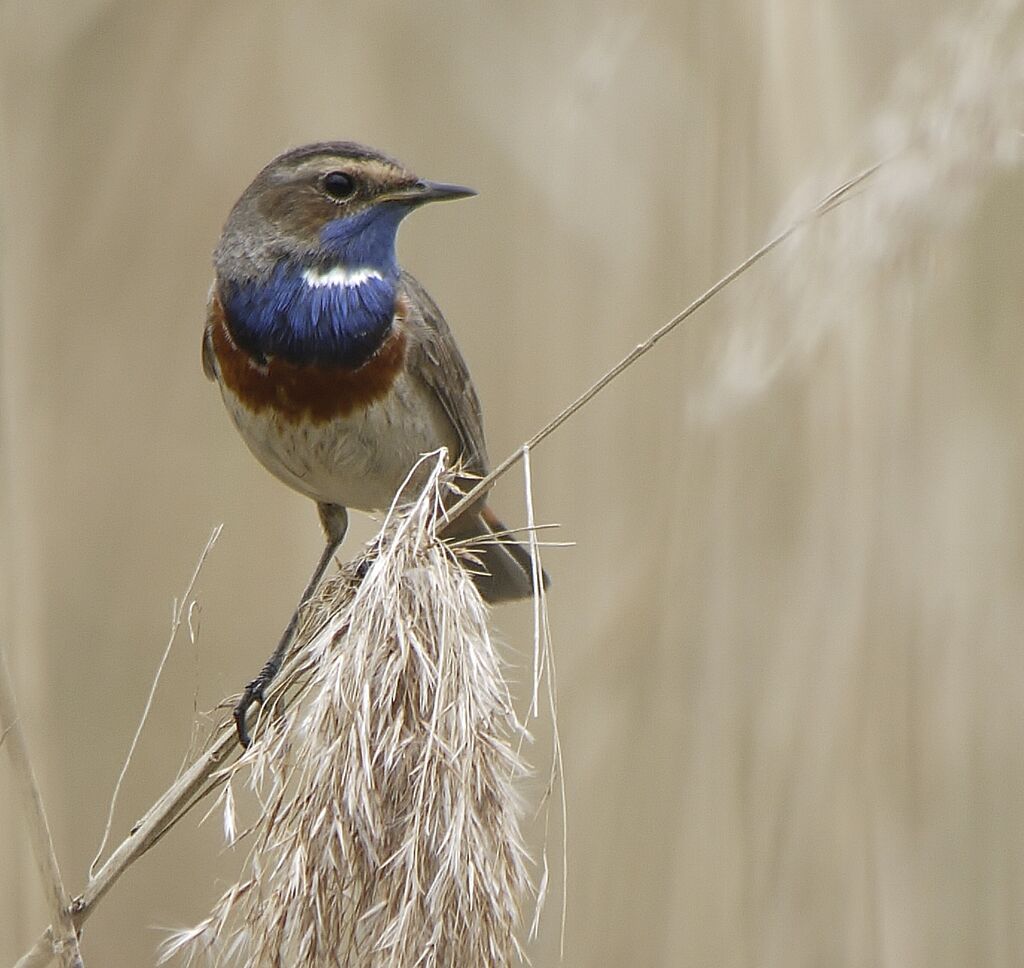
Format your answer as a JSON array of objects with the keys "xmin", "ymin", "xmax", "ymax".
[{"xmin": 219, "ymin": 369, "xmax": 458, "ymax": 511}]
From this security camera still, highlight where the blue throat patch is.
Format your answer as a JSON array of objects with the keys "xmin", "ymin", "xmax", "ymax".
[{"xmin": 222, "ymin": 206, "xmax": 409, "ymax": 368}]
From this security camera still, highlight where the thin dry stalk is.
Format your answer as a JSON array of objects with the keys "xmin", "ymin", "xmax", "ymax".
[
  {"xmin": 443, "ymin": 161, "xmax": 883, "ymax": 531},
  {"xmin": 0, "ymin": 646, "xmax": 84, "ymax": 968},
  {"xmin": 164, "ymin": 452, "xmax": 532, "ymax": 967},
  {"xmin": 91, "ymin": 526, "xmax": 223, "ymax": 876}
]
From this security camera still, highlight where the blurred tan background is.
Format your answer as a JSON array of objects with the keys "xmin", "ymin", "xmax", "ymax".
[{"xmin": 3, "ymin": 1, "xmax": 1024, "ymax": 965}]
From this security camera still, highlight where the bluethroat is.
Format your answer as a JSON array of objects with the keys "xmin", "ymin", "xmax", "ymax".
[{"xmin": 203, "ymin": 142, "xmax": 548, "ymax": 745}]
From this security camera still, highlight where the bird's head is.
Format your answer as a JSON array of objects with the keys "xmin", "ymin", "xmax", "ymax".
[{"xmin": 214, "ymin": 142, "xmax": 475, "ymax": 282}]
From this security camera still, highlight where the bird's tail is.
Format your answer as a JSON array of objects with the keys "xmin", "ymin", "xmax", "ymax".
[{"xmin": 444, "ymin": 505, "xmax": 550, "ymax": 604}]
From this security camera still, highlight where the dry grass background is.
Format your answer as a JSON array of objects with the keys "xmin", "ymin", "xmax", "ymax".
[{"xmin": 2, "ymin": 1, "xmax": 1023, "ymax": 966}]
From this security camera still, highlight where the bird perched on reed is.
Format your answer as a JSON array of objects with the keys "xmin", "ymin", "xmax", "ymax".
[{"xmin": 203, "ymin": 142, "xmax": 547, "ymax": 744}]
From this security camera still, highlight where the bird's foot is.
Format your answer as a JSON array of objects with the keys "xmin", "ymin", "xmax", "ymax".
[{"xmin": 233, "ymin": 672, "xmax": 272, "ymax": 748}]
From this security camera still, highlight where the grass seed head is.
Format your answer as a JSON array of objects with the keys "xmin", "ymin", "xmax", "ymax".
[{"xmin": 165, "ymin": 453, "xmax": 533, "ymax": 967}]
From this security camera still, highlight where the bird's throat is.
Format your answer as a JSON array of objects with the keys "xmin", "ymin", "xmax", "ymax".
[{"xmin": 221, "ymin": 261, "xmax": 398, "ymax": 369}]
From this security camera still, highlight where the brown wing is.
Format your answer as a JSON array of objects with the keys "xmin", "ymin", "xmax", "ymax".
[{"xmin": 399, "ymin": 270, "xmax": 490, "ymax": 477}]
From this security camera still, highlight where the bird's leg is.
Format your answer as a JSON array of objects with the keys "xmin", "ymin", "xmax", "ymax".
[{"xmin": 233, "ymin": 504, "xmax": 348, "ymax": 747}]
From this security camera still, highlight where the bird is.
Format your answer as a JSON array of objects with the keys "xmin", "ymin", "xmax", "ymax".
[{"xmin": 203, "ymin": 142, "xmax": 548, "ymax": 745}]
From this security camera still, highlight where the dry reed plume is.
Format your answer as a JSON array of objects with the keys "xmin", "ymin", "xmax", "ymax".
[
  {"xmin": 162, "ymin": 451, "xmax": 533, "ymax": 967},
  {"xmin": 698, "ymin": 0, "xmax": 1024, "ymax": 416}
]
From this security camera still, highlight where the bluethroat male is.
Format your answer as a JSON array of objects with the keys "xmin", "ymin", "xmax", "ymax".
[{"xmin": 203, "ymin": 142, "xmax": 548, "ymax": 744}]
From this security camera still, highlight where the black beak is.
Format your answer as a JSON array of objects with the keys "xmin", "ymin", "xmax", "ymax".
[{"xmin": 384, "ymin": 179, "xmax": 477, "ymax": 206}]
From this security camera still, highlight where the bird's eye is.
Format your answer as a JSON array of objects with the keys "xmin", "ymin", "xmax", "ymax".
[{"xmin": 323, "ymin": 171, "xmax": 356, "ymax": 200}]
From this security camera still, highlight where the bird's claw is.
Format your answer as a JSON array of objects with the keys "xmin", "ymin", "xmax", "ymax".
[{"xmin": 233, "ymin": 678, "xmax": 266, "ymax": 748}]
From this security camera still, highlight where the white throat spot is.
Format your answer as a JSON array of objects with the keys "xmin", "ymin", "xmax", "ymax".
[{"xmin": 302, "ymin": 265, "xmax": 384, "ymax": 289}]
